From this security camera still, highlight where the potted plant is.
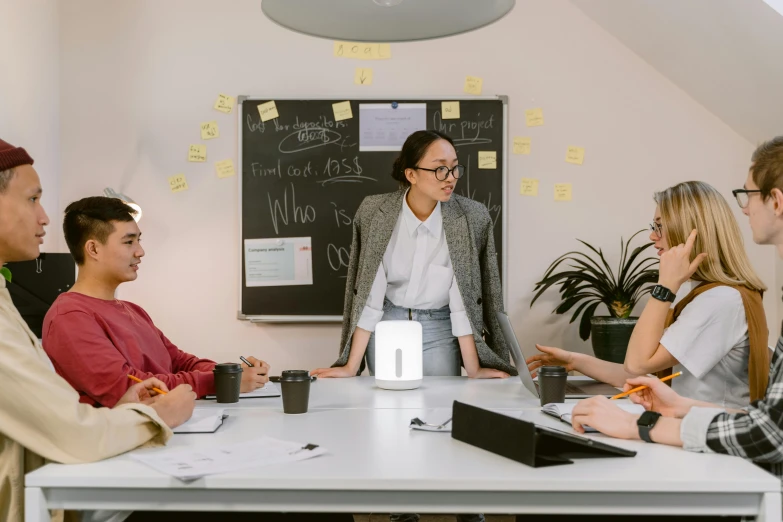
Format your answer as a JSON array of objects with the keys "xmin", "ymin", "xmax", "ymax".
[{"xmin": 530, "ymin": 230, "xmax": 659, "ymax": 363}]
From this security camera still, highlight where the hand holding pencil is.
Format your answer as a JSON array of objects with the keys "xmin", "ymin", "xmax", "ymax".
[{"xmin": 620, "ymin": 372, "xmax": 694, "ymax": 418}]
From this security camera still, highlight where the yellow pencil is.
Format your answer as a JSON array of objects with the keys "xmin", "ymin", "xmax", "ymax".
[
  {"xmin": 127, "ymin": 374, "xmax": 168, "ymax": 395},
  {"xmin": 610, "ymin": 371, "xmax": 682, "ymax": 400}
]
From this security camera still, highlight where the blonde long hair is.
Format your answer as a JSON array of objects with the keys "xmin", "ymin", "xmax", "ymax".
[{"xmin": 654, "ymin": 181, "xmax": 766, "ymax": 292}]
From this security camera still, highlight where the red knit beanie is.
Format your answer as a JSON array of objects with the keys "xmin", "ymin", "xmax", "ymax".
[{"xmin": 0, "ymin": 139, "xmax": 34, "ymax": 171}]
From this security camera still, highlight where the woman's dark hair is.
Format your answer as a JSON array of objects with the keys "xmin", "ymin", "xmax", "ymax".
[{"xmin": 391, "ymin": 130, "xmax": 455, "ymax": 188}]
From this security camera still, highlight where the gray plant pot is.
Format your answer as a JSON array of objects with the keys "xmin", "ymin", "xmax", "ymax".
[{"xmin": 590, "ymin": 316, "xmax": 638, "ymax": 364}]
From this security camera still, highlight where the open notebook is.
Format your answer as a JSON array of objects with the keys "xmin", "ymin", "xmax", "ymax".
[
  {"xmin": 205, "ymin": 381, "xmax": 281, "ymax": 400},
  {"xmin": 174, "ymin": 409, "xmax": 228, "ymax": 434},
  {"xmin": 542, "ymin": 402, "xmax": 645, "ymax": 432}
]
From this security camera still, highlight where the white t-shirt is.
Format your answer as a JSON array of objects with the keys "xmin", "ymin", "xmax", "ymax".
[{"xmin": 660, "ymin": 282, "xmax": 750, "ymax": 409}]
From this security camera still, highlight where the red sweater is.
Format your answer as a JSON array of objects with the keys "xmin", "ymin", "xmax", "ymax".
[{"xmin": 42, "ymin": 292, "xmax": 216, "ymax": 406}]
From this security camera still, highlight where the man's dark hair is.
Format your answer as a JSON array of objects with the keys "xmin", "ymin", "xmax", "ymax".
[
  {"xmin": 751, "ymin": 136, "xmax": 783, "ymax": 199},
  {"xmin": 63, "ymin": 196, "xmax": 137, "ymax": 265}
]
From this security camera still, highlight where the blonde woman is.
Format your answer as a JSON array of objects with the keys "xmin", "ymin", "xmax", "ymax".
[{"xmin": 528, "ymin": 181, "xmax": 769, "ymax": 409}]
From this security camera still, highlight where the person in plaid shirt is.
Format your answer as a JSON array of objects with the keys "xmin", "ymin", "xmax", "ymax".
[{"xmin": 571, "ymin": 136, "xmax": 783, "ymax": 484}]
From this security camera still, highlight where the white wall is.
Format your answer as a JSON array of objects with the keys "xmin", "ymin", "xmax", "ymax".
[
  {"xmin": 0, "ymin": 0, "xmax": 60, "ymax": 250},
  {"xmin": 571, "ymin": 0, "xmax": 783, "ymax": 145},
  {"xmin": 57, "ymin": 0, "xmax": 774, "ymax": 372}
]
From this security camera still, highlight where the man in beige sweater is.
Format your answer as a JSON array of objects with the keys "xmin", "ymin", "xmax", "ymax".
[{"xmin": 0, "ymin": 138, "xmax": 197, "ymax": 522}]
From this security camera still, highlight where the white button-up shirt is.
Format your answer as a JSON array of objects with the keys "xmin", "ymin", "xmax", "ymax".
[{"xmin": 357, "ymin": 192, "xmax": 473, "ymax": 337}]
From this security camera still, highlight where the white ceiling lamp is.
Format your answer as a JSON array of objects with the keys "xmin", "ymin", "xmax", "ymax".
[
  {"xmin": 261, "ymin": 0, "xmax": 516, "ymax": 42},
  {"xmin": 103, "ymin": 188, "xmax": 142, "ymax": 223}
]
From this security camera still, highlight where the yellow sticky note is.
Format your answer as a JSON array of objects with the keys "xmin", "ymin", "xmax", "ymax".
[
  {"xmin": 566, "ymin": 146, "xmax": 585, "ymax": 165},
  {"xmin": 333, "ymin": 41, "xmax": 391, "ymax": 60},
  {"xmin": 520, "ymin": 178, "xmax": 539, "ymax": 196},
  {"xmin": 442, "ymin": 101, "xmax": 460, "ymax": 120},
  {"xmin": 257, "ymin": 100, "xmax": 279, "ymax": 122},
  {"xmin": 525, "ymin": 108, "xmax": 544, "ymax": 127},
  {"xmin": 200, "ymin": 121, "xmax": 219, "ymax": 140},
  {"xmin": 378, "ymin": 43, "xmax": 391, "ymax": 59},
  {"xmin": 332, "ymin": 101, "xmax": 353, "ymax": 121},
  {"xmin": 464, "ymin": 76, "xmax": 483, "ymax": 95},
  {"xmin": 478, "ymin": 151, "xmax": 497, "ymax": 169},
  {"xmin": 169, "ymin": 174, "xmax": 188, "ymax": 193},
  {"xmin": 214, "ymin": 94, "xmax": 235, "ymax": 114},
  {"xmin": 554, "ymin": 183, "xmax": 573, "ymax": 201},
  {"xmin": 188, "ymin": 145, "xmax": 206, "ymax": 162},
  {"xmin": 513, "ymin": 137, "xmax": 531, "ymax": 155},
  {"xmin": 354, "ymin": 68, "xmax": 373, "ymax": 85},
  {"xmin": 215, "ymin": 159, "xmax": 235, "ymax": 179}
]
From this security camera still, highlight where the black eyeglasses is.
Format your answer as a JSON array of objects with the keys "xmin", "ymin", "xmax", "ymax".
[
  {"xmin": 649, "ymin": 222, "xmax": 663, "ymax": 239},
  {"xmin": 732, "ymin": 188, "xmax": 762, "ymax": 209},
  {"xmin": 414, "ymin": 164, "xmax": 465, "ymax": 181}
]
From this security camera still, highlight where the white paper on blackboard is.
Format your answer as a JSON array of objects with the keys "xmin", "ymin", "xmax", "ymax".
[
  {"xmin": 359, "ymin": 103, "xmax": 426, "ymax": 152},
  {"xmin": 244, "ymin": 237, "xmax": 313, "ymax": 287}
]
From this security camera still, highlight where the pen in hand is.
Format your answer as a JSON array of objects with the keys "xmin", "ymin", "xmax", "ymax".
[
  {"xmin": 127, "ymin": 374, "xmax": 167, "ymax": 395},
  {"xmin": 610, "ymin": 371, "xmax": 682, "ymax": 400},
  {"xmin": 239, "ymin": 356, "xmax": 253, "ymax": 367}
]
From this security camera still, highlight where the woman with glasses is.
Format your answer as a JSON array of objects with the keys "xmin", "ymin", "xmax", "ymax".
[
  {"xmin": 527, "ymin": 181, "xmax": 769, "ymax": 409},
  {"xmin": 312, "ymin": 130, "xmax": 514, "ymax": 382}
]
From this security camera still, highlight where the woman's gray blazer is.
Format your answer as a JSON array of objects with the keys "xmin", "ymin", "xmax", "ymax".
[{"xmin": 333, "ymin": 190, "xmax": 517, "ymax": 375}]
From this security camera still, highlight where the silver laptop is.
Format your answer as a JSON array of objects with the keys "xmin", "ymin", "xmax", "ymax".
[{"xmin": 496, "ymin": 311, "xmax": 620, "ymax": 399}]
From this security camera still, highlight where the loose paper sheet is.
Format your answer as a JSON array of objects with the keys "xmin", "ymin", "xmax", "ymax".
[{"xmin": 131, "ymin": 436, "xmax": 326, "ymax": 481}]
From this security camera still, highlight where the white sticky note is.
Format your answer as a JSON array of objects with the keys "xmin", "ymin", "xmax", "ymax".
[
  {"xmin": 565, "ymin": 146, "xmax": 585, "ymax": 165},
  {"xmin": 257, "ymin": 101, "xmax": 279, "ymax": 122},
  {"xmin": 188, "ymin": 145, "xmax": 207, "ymax": 162},
  {"xmin": 513, "ymin": 137, "xmax": 531, "ymax": 155},
  {"xmin": 554, "ymin": 183, "xmax": 573, "ymax": 201},
  {"xmin": 520, "ymin": 178, "xmax": 539, "ymax": 196},
  {"xmin": 332, "ymin": 101, "xmax": 353, "ymax": 121},
  {"xmin": 169, "ymin": 174, "xmax": 188, "ymax": 193},
  {"xmin": 200, "ymin": 121, "xmax": 219, "ymax": 140},
  {"xmin": 464, "ymin": 76, "xmax": 483, "ymax": 95},
  {"xmin": 215, "ymin": 159, "xmax": 235, "ymax": 178},
  {"xmin": 525, "ymin": 108, "xmax": 544, "ymax": 127},
  {"xmin": 214, "ymin": 94, "xmax": 235, "ymax": 114},
  {"xmin": 478, "ymin": 151, "xmax": 497, "ymax": 169},
  {"xmin": 442, "ymin": 101, "xmax": 460, "ymax": 120}
]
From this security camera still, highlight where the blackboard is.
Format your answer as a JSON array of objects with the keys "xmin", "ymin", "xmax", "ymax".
[{"xmin": 238, "ymin": 97, "xmax": 507, "ymax": 321}]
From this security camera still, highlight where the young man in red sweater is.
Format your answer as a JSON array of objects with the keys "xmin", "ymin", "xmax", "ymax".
[{"xmin": 43, "ymin": 196, "xmax": 270, "ymax": 406}]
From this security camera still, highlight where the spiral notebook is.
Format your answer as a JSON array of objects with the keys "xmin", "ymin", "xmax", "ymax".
[
  {"xmin": 542, "ymin": 402, "xmax": 645, "ymax": 432},
  {"xmin": 173, "ymin": 409, "xmax": 228, "ymax": 434}
]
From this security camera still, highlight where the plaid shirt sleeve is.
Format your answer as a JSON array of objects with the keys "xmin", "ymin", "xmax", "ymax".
[{"xmin": 681, "ymin": 338, "xmax": 783, "ymax": 475}]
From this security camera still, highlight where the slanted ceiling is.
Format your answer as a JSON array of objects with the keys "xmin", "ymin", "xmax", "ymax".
[{"xmin": 570, "ymin": 0, "xmax": 783, "ymax": 145}]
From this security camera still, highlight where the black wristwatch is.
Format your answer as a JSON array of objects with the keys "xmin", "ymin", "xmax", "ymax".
[
  {"xmin": 650, "ymin": 284, "xmax": 676, "ymax": 303},
  {"xmin": 637, "ymin": 411, "xmax": 662, "ymax": 443}
]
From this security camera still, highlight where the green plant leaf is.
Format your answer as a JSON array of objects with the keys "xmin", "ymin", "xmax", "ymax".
[
  {"xmin": 578, "ymin": 302, "xmax": 601, "ymax": 340},
  {"xmin": 0, "ymin": 267, "xmax": 10, "ymax": 283},
  {"xmin": 576, "ymin": 239, "xmax": 616, "ymax": 282},
  {"xmin": 569, "ymin": 298, "xmax": 601, "ymax": 324}
]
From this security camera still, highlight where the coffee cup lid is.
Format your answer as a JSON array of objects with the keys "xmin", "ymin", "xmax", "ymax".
[
  {"xmin": 281, "ymin": 370, "xmax": 312, "ymax": 382},
  {"xmin": 213, "ymin": 363, "xmax": 243, "ymax": 374},
  {"xmin": 539, "ymin": 365, "xmax": 567, "ymax": 375}
]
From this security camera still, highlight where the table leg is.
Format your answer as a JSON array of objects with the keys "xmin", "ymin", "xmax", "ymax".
[
  {"xmin": 24, "ymin": 487, "xmax": 48, "ymax": 522},
  {"xmin": 757, "ymin": 491, "xmax": 782, "ymax": 522}
]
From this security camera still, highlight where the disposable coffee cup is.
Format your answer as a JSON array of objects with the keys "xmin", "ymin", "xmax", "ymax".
[
  {"xmin": 280, "ymin": 370, "xmax": 313, "ymax": 414},
  {"xmin": 538, "ymin": 365, "xmax": 567, "ymax": 406},
  {"xmin": 213, "ymin": 363, "xmax": 242, "ymax": 403}
]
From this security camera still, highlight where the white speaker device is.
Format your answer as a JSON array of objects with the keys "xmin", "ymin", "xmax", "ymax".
[{"xmin": 374, "ymin": 320, "xmax": 423, "ymax": 390}]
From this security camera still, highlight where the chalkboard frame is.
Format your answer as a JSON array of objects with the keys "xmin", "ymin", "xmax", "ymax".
[{"xmin": 237, "ymin": 96, "xmax": 509, "ymax": 322}]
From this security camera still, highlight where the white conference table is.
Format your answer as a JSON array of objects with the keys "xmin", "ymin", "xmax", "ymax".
[{"xmin": 25, "ymin": 377, "xmax": 782, "ymax": 521}]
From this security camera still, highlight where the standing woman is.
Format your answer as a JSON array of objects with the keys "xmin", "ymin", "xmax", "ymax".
[{"xmin": 312, "ymin": 130, "xmax": 515, "ymax": 379}]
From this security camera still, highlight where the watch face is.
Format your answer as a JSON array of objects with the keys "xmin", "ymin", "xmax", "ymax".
[{"xmin": 638, "ymin": 410, "xmax": 661, "ymax": 427}]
